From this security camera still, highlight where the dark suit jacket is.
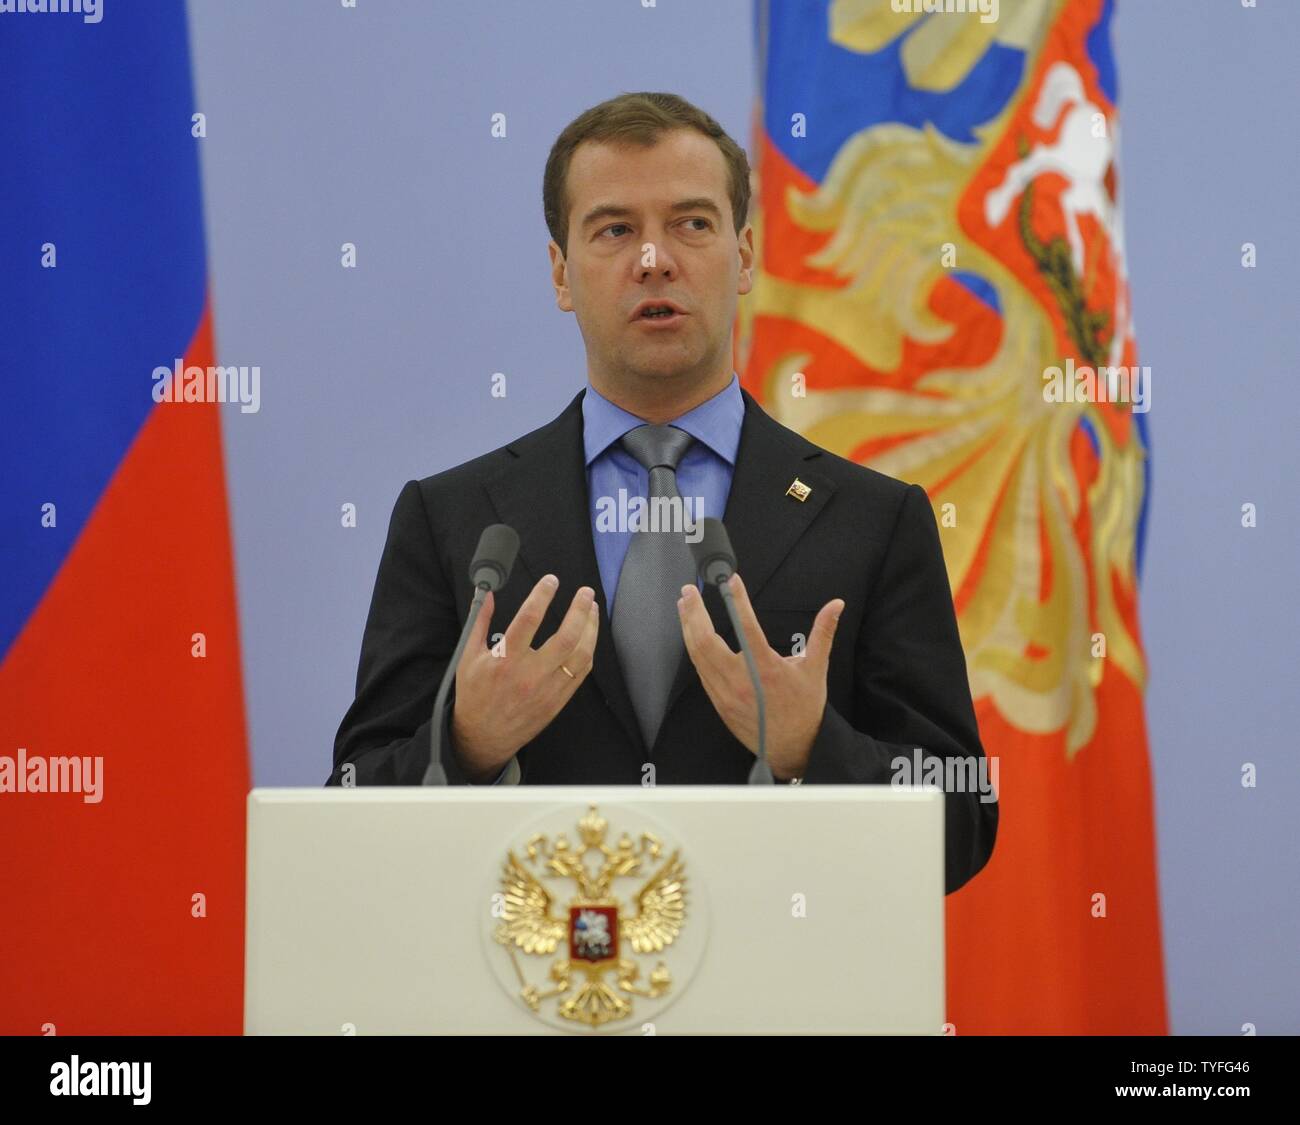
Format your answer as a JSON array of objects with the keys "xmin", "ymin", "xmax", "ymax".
[{"xmin": 329, "ymin": 386, "xmax": 997, "ymax": 893}]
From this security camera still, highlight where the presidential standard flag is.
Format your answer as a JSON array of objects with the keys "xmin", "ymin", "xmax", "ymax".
[{"xmin": 742, "ymin": 0, "xmax": 1165, "ymax": 1033}]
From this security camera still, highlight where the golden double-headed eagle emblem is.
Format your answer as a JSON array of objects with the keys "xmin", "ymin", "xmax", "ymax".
[{"xmin": 493, "ymin": 805, "xmax": 688, "ymax": 1027}]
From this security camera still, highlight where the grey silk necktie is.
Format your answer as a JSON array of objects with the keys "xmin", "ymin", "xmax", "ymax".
[{"xmin": 610, "ymin": 424, "xmax": 697, "ymax": 751}]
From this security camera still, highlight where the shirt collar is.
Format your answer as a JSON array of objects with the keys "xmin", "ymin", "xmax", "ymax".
[{"xmin": 582, "ymin": 372, "xmax": 743, "ymax": 468}]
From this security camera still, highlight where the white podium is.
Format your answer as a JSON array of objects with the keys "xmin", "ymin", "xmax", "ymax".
[{"xmin": 244, "ymin": 785, "xmax": 944, "ymax": 1034}]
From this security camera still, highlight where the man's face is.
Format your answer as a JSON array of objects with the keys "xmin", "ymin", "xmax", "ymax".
[{"xmin": 549, "ymin": 129, "xmax": 754, "ymax": 395}]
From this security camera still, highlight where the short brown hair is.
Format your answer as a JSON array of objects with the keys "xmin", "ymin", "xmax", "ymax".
[{"xmin": 543, "ymin": 91, "xmax": 752, "ymax": 256}]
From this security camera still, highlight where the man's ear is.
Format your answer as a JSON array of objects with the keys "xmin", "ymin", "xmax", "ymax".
[
  {"xmin": 548, "ymin": 239, "xmax": 573, "ymax": 312},
  {"xmin": 736, "ymin": 224, "xmax": 755, "ymax": 297}
]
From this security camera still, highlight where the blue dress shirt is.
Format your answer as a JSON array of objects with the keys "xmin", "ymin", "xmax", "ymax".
[
  {"xmin": 481, "ymin": 372, "xmax": 745, "ymax": 785},
  {"xmin": 583, "ymin": 372, "xmax": 744, "ymax": 609}
]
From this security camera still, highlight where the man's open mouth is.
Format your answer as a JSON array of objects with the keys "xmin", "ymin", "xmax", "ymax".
[{"xmin": 635, "ymin": 303, "xmax": 686, "ymax": 322}]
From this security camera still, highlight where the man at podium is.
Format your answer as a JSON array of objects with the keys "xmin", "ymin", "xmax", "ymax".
[{"xmin": 329, "ymin": 92, "xmax": 997, "ymax": 895}]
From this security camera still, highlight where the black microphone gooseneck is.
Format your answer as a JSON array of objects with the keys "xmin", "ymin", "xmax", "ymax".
[
  {"xmin": 422, "ymin": 524, "xmax": 520, "ymax": 786},
  {"xmin": 690, "ymin": 518, "xmax": 773, "ymax": 785}
]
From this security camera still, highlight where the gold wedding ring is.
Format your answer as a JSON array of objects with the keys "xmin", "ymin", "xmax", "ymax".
[{"xmin": 559, "ymin": 663, "xmax": 576, "ymax": 679}]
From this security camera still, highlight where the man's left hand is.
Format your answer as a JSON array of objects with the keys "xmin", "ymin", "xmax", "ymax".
[{"xmin": 677, "ymin": 573, "xmax": 844, "ymax": 781}]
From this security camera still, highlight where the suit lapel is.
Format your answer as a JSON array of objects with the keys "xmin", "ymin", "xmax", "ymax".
[
  {"xmin": 659, "ymin": 388, "xmax": 837, "ymax": 739},
  {"xmin": 483, "ymin": 390, "xmax": 649, "ymax": 759}
]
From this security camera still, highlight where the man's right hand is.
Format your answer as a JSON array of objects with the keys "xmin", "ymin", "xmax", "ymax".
[{"xmin": 449, "ymin": 574, "xmax": 599, "ymax": 781}]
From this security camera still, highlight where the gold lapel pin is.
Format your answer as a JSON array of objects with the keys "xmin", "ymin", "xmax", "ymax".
[{"xmin": 786, "ymin": 478, "xmax": 812, "ymax": 502}]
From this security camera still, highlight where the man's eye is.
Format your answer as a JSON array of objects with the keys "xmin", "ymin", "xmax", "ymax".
[{"xmin": 600, "ymin": 219, "xmax": 710, "ymax": 238}]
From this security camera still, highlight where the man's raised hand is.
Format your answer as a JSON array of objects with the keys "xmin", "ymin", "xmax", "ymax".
[{"xmin": 450, "ymin": 574, "xmax": 598, "ymax": 781}]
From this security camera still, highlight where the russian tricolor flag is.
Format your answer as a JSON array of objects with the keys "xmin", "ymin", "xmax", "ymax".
[{"xmin": 1, "ymin": 2, "xmax": 247, "ymax": 1032}]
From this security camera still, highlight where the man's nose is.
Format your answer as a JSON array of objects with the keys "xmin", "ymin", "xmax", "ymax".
[{"xmin": 632, "ymin": 235, "xmax": 678, "ymax": 280}]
